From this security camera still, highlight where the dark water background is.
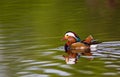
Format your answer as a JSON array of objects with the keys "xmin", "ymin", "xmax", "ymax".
[{"xmin": 0, "ymin": 0, "xmax": 120, "ymax": 77}]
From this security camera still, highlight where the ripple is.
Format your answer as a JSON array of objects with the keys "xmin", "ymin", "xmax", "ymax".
[
  {"xmin": 0, "ymin": 65, "xmax": 8, "ymax": 77},
  {"xmin": 116, "ymin": 68, "xmax": 120, "ymax": 70},
  {"xmin": 92, "ymin": 53, "xmax": 108, "ymax": 57},
  {"xmin": 1, "ymin": 35, "xmax": 120, "ymax": 77},
  {"xmin": 109, "ymin": 55, "xmax": 120, "ymax": 58},
  {"xmin": 81, "ymin": 56, "xmax": 94, "ymax": 59},
  {"xmin": 48, "ymin": 46, "xmax": 64, "ymax": 51},
  {"xmin": 0, "ymin": 40, "xmax": 6, "ymax": 43},
  {"xmin": 25, "ymin": 45, "xmax": 51, "ymax": 50},
  {"xmin": 40, "ymin": 52, "xmax": 55, "ymax": 56},
  {"xmin": 105, "ymin": 65, "xmax": 120, "ymax": 68},
  {"xmin": 0, "ymin": 47, "xmax": 6, "ymax": 50},
  {"xmin": 60, "ymin": 65, "xmax": 73, "ymax": 69},
  {"xmin": 101, "ymin": 41, "xmax": 120, "ymax": 46},
  {"xmin": 21, "ymin": 61, "xmax": 52, "ymax": 66},
  {"xmin": 103, "ymin": 41, "xmax": 120, "ymax": 44},
  {"xmin": 17, "ymin": 72, "xmax": 30, "ymax": 75},
  {"xmin": 28, "ymin": 61, "xmax": 52, "ymax": 65},
  {"xmin": 104, "ymin": 61, "xmax": 113, "ymax": 64},
  {"xmin": 52, "ymin": 55, "xmax": 64, "ymax": 60},
  {"xmin": 24, "ymin": 66, "xmax": 41, "ymax": 71},
  {"xmin": 20, "ymin": 74, "xmax": 49, "ymax": 77},
  {"xmin": 98, "ymin": 41, "xmax": 120, "ymax": 51},
  {"xmin": 21, "ymin": 60, "xmax": 35, "ymax": 63},
  {"xmin": 0, "ymin": 36, "xmax": 6, "ymax": 39},
  {"xmin": 79, "ymin": 70, "xmax": 94, "ymax": 74},
  {"xmin": 100, "ymin": 58, "xmax": 118, "ymax": 61},
  {"xmin": 43, "ymin": 69, "xmax": 71, "ymax": 76},
  {"xmin": 118, "ymin": 72, "xmax": 120, "ymax": 74},
  {"xmin": 25, "ymin": 45, "xmax": 40, "ymax": 49},
  {"xmin": 102, "ymin": 72, "xmax": 118, "ymax": 76},
  {"xmin": 111, "ymin": 52, "xmax": 120, "ymax": 55},
  {"xmin": 0, "ymin": 52, "xmax": 3, "ymax": 61},
  {"xmin": 40, "ymin": 63, "xmax": 60, "ymax": 67}
]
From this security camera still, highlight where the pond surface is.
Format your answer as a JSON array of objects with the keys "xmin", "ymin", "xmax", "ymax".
[{"xmin": 0, "ymin": 0, "xmax": 120, "ymax": 77}]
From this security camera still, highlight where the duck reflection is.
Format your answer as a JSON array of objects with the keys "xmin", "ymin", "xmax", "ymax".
[{"xmin": 63, "ymin": 47, "xmax": 93, "ymax": 64}]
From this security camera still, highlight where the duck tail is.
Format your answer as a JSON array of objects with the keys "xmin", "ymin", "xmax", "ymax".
[
  {"xmin": 82, "ymin": 35, "xmax": 101, "ymax": 45},
  {"xmin": 82, "ymin": 35, "xmax": 93, "ymax": 44}
]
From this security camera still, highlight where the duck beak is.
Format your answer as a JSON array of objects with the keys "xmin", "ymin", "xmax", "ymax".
[
  {"xmin": 61, "ymin": 37, "xmax": 67, "ymax": 41},
  {"xmin": 62, "ymin": 35, "xmax": 69, "ymax": 41}
]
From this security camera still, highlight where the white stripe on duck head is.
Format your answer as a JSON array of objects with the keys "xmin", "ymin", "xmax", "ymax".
[{"xmin": 65, "ymin": 31, "xmax": 81, "ymax": 42}]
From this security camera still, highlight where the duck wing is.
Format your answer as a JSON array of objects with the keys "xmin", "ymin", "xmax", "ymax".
[{"xmin": 82, "ymin": 35, "xmax": 101, "ymax": 45}]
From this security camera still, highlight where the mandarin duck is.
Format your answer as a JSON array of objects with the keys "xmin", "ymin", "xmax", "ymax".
[{"xmin": 62, "ymin": 31, "xmax": 101, "ymax": 64}]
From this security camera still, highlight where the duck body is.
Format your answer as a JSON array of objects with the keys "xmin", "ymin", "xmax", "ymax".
[
  {"xmin": 70, "ymin": 42, "xmax": 90, "ymax": 53},
  {"xmin": 63, "ymin": 32, "xmax": 99, "ymax": 53}
]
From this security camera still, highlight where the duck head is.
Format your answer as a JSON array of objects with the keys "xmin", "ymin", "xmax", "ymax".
[
  {"xmin": 63, "ymin": 31, "xmax": 81, "ymax": 43},
  {"xmin": 62, "ymin": 31, "xmax": 81, "ymax": 52}
]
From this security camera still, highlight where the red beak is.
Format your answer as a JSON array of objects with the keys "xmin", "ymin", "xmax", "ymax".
[{"xmin": 61, "ymin": 37, "xmax": 67, "ymax": 41}]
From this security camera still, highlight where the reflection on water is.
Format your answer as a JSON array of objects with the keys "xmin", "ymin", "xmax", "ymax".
[{"xmin": 0, "ymin": 26, "xmax": 120, "ymax": 77}]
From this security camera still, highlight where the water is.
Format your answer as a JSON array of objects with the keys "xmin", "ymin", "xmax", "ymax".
[{"xmin": 0, "ymin": 0, "xmax": 120, "ymax": 77}]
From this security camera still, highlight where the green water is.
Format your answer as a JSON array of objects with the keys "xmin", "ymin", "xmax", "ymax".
[{"xmin": 0, "ymin": 0, "xmax": 120, "ymax": 77}]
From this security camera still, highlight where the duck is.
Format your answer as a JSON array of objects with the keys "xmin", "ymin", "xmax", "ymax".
[
  {"xmin": 62, "ymin": 31, "xmax": 100, "ymax": 53},
  {"xmin": 62, "ymin": 31, "xmax": 101, "ymax": 64}
]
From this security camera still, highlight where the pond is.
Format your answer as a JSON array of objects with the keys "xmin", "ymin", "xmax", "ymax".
[{"xmin": 0, "ymin": 0, "xmax": 120, "ymax": 77}]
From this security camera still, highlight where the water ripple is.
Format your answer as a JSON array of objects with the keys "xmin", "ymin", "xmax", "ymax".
[
  {"xmin": 79, "ymin": 70, "xmax": 94, "ymax": 74},
  {"xmin": 0, "ymin": 32, "xmax": 120, "ymax": 77},
  {"xmin": 102, "ymin": 72, "xmax": 118, "ymax": 76},
  {"xmin": 59, "ymin": 65, "xmax": 74, "ymax": 69},
  {"xmin": 105, "ymin": 65, "xmax": 120, "ymax": 68},
  {"xmin": 20, "ymin": 74, "xmax": 49, "ymax": 77},
  {"xmin": 40, "ymin": 63, "xmax": 60, "ymax": 67},
  {"xmin": 43, "ymin": 69, "xmax": 71, "ymax": 76},
  {"xmin": 21, "ymin": 61, "xmax": 52, "ymax": 66}
]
